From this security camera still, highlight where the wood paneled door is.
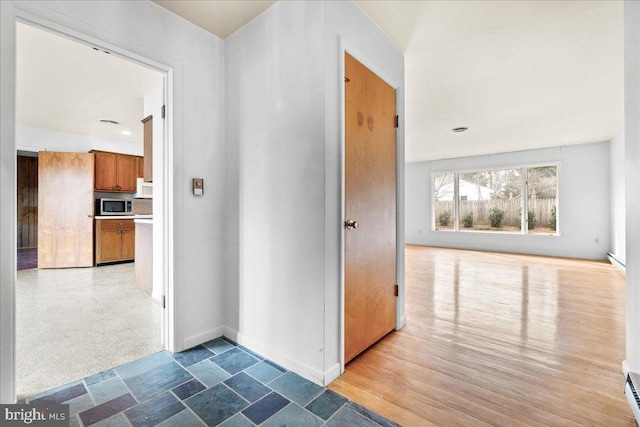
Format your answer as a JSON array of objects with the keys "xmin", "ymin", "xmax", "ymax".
[
  {"xmin": 344, "ymin": 53, "xmax": 397, "ymax": 363},
  {"xmin": 17, "ymin": 155, "xmax": 38, "ymax": 249},
  {"xmin": 38, "ymin": 152, "xmax": 95, "ymax": 268}
]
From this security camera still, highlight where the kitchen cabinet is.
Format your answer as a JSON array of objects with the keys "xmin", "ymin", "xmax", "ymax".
[
  {"xmin": 142, "ymin": 115, "xmax": 153, "ymax": 182},
  {"xmin": 137, "ymin": 156, "xmax": 144, "ymax": 179},
  {"xmin": 95, "ymin": 219, "xmax": 135, "ymax": 265},
  {"xmin": 93, "ymin": 151, "xmax": 139, "ymax": 193}
]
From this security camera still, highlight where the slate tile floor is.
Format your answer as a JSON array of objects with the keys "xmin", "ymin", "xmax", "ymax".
[{"xmin": 24, "ymin": 337, "xmax": 399, "ymax": 426}]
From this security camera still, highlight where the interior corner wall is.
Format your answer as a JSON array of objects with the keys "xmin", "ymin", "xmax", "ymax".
[
  {"xmin": 625, "ymin": 0, "xmax": 640, "ymax": 374},
  {"xmin": 406, "ymin": 142, "xmax": 611, "ymax": 260},
  {"xmin": 224, "ymin": 1, "xmax": 328, "ymax": 384},
  {"xmin": 1, "ymin": 0, "xmax": 227, "ymax": 402},
  {"xmin": 225, "ymin": 0, "xmax": 404, "ymax": 385},
  {"xmin": 610, "ymin": 130, "xmax": 625, "ymax": 262}
]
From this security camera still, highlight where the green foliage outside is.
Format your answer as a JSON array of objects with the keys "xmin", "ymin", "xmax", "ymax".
[
  {"xmin": 489, "ymin": 207, "xmax": 505, "ymax": 228},
  {"xmin": 549, "ymin": 205, "xmax": 557, "ymax": 231},
  {"xmin": 438, "ymin": 210, "xmax": 451, "ymax": 226},
  {"xmin": 528, "ymin": 209, "xmax": 536, "ymax": 229},
  {"xmin": 462, "ymin": 211, "xmax": 473, "ymax": 228}
]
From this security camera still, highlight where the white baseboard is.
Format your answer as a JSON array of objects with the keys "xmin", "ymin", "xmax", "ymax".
[
  {"xmin": 183, "ymin": 327, "xmax": 343, "ymax": 387},
  {"xmin": 324, "ymin": 362, "xmax": 341, "ymax": 386},
  {"xmin": 182, "ymin": 327, "xmax": 225, "ymax": 351},
  {"xmin": 224, "ymin": 328, "xmax": 331, "ymax": 387},
  {"xmin": 608, "ymin": 252, "xmax": 626, "ymax": 274},
  {"xmin": 396, "ymin": 315, "xmax": 407, "ymax": 330}
]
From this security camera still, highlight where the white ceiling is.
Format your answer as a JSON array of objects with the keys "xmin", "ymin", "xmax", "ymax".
[
  {"xmin": 17, "ymin": 23, "xmax": 163, "ymax": 145},
  {"xmin": 152, "ymin": 0, "xmax": 277, "ymax": 39},
  {"xmin": 17, "ymin": 1, "xmax": 624, "ymax": 163},
  {"xmin": 356, "ymin": 0, "xmax": 624, "ymax": 162}
]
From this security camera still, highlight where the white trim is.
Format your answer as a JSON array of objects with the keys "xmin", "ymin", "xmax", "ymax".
[
  {"xmin": 339, "ymin": 37, "xmax": 404, "ymax": 375},
  {"xmin": 395, "ymin": 315, "xmax": 407, "ymax": 331},
  {"xmin": 608, "ymin": 252, "xmax": 626, "ymax": 274},
  {"xmin": 183, "ymin": 327, "xmax": 225, "ymax": 351},
  {"xmin": 338, "ymin": 36, "xmax": 346, "ymax": 377},
  {"xmin": 431, "ymin": 163, "xmax": 561, "ymax": 236},
  {"xmin": 324, "ymin": 363, "xmax": 341, "ymax": 386},
  {"xmin": 624, "ymin": 359, "xmax": 632, "ymax": 378},
  {"xmin": 225, "ymin": 328, "xmax": 327, "ymax": 387},
  {"xmin": 1, "ymin": 2, "xmax": 177, "ymax": 401},
  {"xmin": 0, "ymin": 0, "xmax": 17, "ymax": 404}
]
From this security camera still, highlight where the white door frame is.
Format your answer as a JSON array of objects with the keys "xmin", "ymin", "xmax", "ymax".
[{"xmin": 0, "ymin": 2, "xmax": 176, "ymax": 403}]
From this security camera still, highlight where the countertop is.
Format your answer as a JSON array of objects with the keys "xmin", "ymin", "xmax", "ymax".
[{"xmin": 95, "ymin": 214, "xmax": 152, "ymax": 220}]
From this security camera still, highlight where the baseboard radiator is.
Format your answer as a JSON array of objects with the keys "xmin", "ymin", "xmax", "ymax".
[{"xmin": 625, "ymin": 372, "xmax": 640, "ymax": 425}]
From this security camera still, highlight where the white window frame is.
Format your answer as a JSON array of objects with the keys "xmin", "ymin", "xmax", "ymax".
[{"xmin": 431, "ymin": 162, "xmax": 560, "ymax": 236}]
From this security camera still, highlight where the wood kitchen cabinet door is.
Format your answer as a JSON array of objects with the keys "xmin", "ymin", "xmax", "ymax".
[
  {"xmin": 98, "ymin": 227, "xmax": 123, "ymax": 263},
  {"xmin": 142, "ymin": 115, "xmax": 153, "ymax": 182},
  {"xmin": 95, "ymin": 219, "xmax": 135, "ymax": 265},
  {"xmin": 117, "ymin": 155, "xmax": 137, "ymax": 192},
  {"xmin": 121, "ymin": 223, "xmax": 135, "ymax": 259},
  {"xmin": 137, "ymin": 156, "xmax": 144, "ymax": 179},
  {"xmin": 94, "ymin": 151, "xmax": 119, "ymax": 191},
  {"xmin": 93, "ymin": 151, "xmax": 138, "ymax": 192},
  {"xmin": 38, "ymin": 151, "xmax": 94, "ymax": 268}
]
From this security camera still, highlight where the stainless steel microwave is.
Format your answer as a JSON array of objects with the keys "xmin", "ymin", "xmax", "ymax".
[{"xmin": 97, "ymin": 198, "xmax": 132, "ymax": 215}]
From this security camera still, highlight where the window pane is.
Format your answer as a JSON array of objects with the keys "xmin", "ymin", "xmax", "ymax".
[
  {"xmin": 527, "ymin": 166, "xmax": 557, "ymax": 234},
  {"xmin": 458, "ymin": 169, "xmax": 522, "ymax": 232},
  {"xmin": 434, "ymin": 173, "xmax": 454, "ymax": 230}
]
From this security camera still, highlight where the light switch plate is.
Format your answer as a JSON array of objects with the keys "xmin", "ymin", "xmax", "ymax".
[{"xmin": 193, "ymin": 178, "xmax": 204, "ymax": 196}]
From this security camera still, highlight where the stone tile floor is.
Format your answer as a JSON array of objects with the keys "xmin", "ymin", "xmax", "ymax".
[{"xmin": 23, "ymin": 337, "xmax": 399, "ymax": 426}]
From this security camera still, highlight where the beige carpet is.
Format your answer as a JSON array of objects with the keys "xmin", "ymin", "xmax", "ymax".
[{"xmin": 16, "ymin": 263, "xmax": 163, "ymax": 400}]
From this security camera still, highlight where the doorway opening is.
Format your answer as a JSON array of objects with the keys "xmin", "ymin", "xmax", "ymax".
[{"xmin": 15, "ymin": 21, "xmax": 168, "ymax": 400}]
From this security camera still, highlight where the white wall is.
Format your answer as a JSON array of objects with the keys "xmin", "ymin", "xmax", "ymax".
[
  {"xmin": 625, "ymin": 0, "xmax": 640, "ymax": 375},
  {"xmin": 1, "ymin": 0, "xmax": 226, "ymax": 402},
  {"xmin": 225, "ymin": 1, "xmax": 327, "ymax": 383},
  {"xmin": 225, "ymin": 0, "xmax": 404, "ymax": 385},
  {"xmin": 406, "ymin": 142, "xmax": 611, "ymax": 260},
  {"xmin": 16, "ymin": 125, "xmax": 143, "ymax": 156},
  {"xmin": 610, "ymin": 130, "xmax": 625, "ymax": 262}
]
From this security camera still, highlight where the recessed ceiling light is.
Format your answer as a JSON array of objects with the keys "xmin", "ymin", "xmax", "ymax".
[
  {"xmin": 121, "ymin": 130, "xmax": 132, "ymax": 136},
  {"xmin": 452, "ymin": 127, "xmax": 468, "ymax": 133},
  {"xmin": 99, "ymin": 119, "xmax": 120, "ymax": 125}
]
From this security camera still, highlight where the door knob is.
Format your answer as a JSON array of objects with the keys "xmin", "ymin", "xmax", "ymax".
[{"xmin": 345, "ymin": 219, "xmax": 359, "ymax": 230}]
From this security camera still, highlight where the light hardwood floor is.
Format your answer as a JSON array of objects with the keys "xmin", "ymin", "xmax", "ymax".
[{"xmin": 329, "ymin": 245, "xmax": 636, "ymax": 426}]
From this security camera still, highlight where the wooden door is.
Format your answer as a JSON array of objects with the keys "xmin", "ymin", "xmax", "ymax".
[
  {"xmin": 38, "ymin": 152, "xmax": 94, "ymax": 268},
  {"xmin": 17, "ymin": 156, "xmax": 38, "ymax": 249},
  {"xmin": 344, "ymin": 54, "xmax": 397, "ymax": 363}
]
